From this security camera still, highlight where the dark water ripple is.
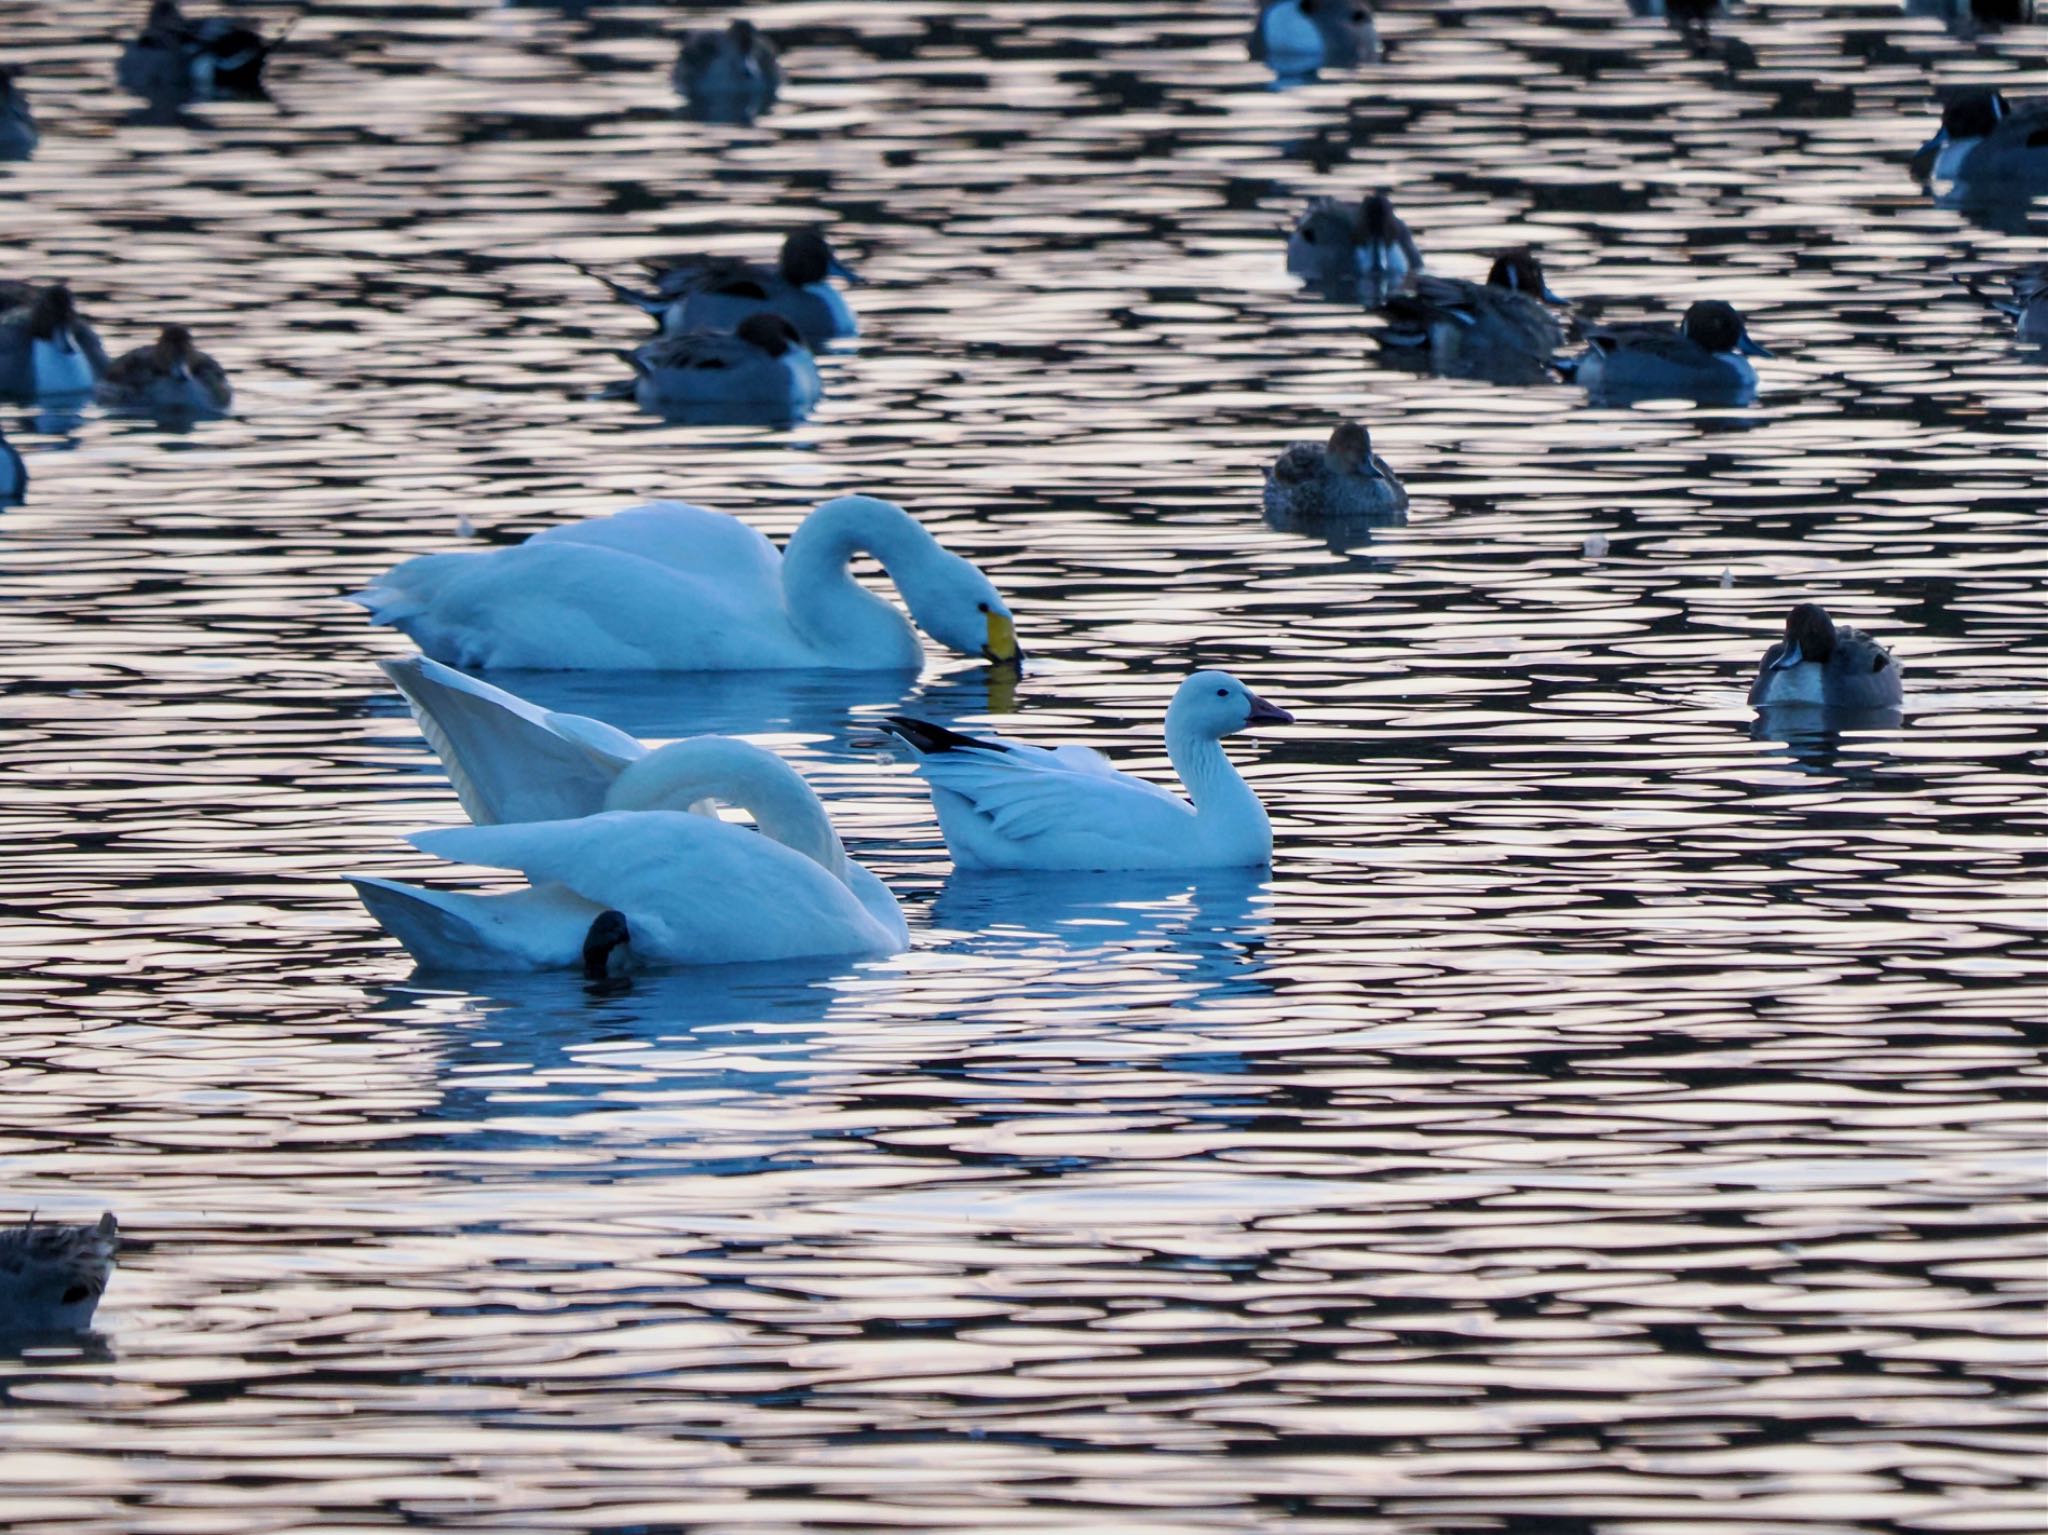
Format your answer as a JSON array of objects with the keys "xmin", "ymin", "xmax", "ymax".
[{"xmin": 0, "ymin": 1, "xmax": 2043, "ymax": 1531}]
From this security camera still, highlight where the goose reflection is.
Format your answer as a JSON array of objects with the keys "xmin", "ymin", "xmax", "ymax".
[{"xmin": 930, "ymin": 868, "xmax": 1276, "ymax": 1007}]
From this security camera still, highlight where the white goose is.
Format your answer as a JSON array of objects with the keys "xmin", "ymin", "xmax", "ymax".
[
  {"xmin": 351, "ymin": 497, "xmax": 1021, "ymax": 673},
  {"xmin": 884, "ymin": 671, "xmax": 1294, "ymax": 872},
  {"xmin": 350, "ymin": 657, "xmax": 907, "ymax": 972}
]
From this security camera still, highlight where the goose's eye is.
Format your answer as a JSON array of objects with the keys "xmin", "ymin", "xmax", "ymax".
[
  {"xmin": 1301, "ymin": 227, "xmax": 1317, "ymax": 243},
  {"xmin": 1216, "ymin": 688, "xmax": 1228, "ymax": 697},
  {"xmin": 976, "ymin": 602, "xmax": 989, "ymax": 613},
  {"xmin": 1353, "ymin": 6, "xmax": 1367, "ymax": 18}
]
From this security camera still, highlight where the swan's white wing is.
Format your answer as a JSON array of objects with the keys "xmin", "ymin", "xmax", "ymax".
[
  {"xmin": 531, "ymin": 501, "xmax": 783, "ymax": 599},
  {"xmin": 412, "ymin": 810, "xmax": 903, "ymax": 964},
  {"xmin": 356, "ymin": 539, "xmax": 808, "ymax": 670},
  {"xmin": 382, "ymin": 656, "xmax": 645, "ymax": 825}
]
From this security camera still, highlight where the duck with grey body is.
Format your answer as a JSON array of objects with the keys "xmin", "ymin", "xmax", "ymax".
[
  {"xmin": 1554, "ymin": 299, "xmax": 1770, "ymax": 405},
  {"xmin": 1288, "ymin": 191, "xmax": 1419, "ymax": 301},
  {"xmin": 0, "ymin": 67, "xmax": 37, "ymax": 159},
  {"xmin": 1250, "ymin": 0, "xmax": 1380, "ymax": 72},
  {"xmin": 1910, "ymin": 89, "xmax": 2048, "ymax": 191},
  {"xmin": 572, "ymin": 229, "xmax": 858, "ymax": 345},
  {"xmin": 0, "ymin": 283, "xmax": 109, "ymax": 401},
  {"xmin": 1748, "ymin": 603, "xmax": 1903, "ymax": 711},
  {"xmin": 1, "ymin": 1212, "xmax": 118, "ymax": 1335},
  {"xmin": 674, "ymin": 18, "xmax": 781, "ymax": 122},
  {"xmin": 1263, "ymin": 421, "xmax": 1408, "ymax": 526},
  {"xmin": 621, "ymin": 312, "xmax": 821, "ymax": 422},
  {"xmin": 97, "ymin": 324, "xmax": 234, "ymax": 416},
  {"xmin": 1378, "ymin": 249, "xmax": 1569, "ymax": 384}
]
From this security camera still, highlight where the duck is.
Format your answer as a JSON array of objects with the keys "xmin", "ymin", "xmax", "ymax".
[
  {"xmin": 1747, "ymin": 603, "xmax": 1903, "ymax": 711},
  {"xmin": 0, "ymin": 426, "xmax": 23, "ymax": 502},
  {"xmin": 0, "ymin": 67, "xmax": 36, "ymax": 159},
  {"xmin": 618, "ymin": 313, "xmax": 820, "ymax": 421},
  {"xmin": 1966, "ymin": 266, "xmax": 2048, "ymax": 343},
  {"xmin": 1377, "ymin": 249, "xmax": 1569, "ymax": 383},
  {"xmin": 353, "ymin": 496, "xmax": 1022, "ymax": 673},
  {"xmin": 1910, "ymin": 89, "xmax": 2048, "ymax": 189},
  {"xmin": 1287, "ymin": 191, "xmax": 1419, "ymax": 299},
  {"xmin": 673, "ymin": 18, "xmax": 781, "ymax": 122},
  {"xmin": 1, "ymin": 1212, "xmax": 118, "ymax": 1335},
  {"xmin": 1263, "ymin": 421, "xmax": 1408, "ymax": 525},
  {"xmin": 884, "ymin": 671, "xmax": 1294, "ymax": 872},
  {"xmin": 1249, "ymin": 1, "xmax": 1380, "ymax": 73},
  {"xmin": 95, "ymin": 324, "xmax": 233, "ymax": 416},
  {"xmin": 117, "ymin": 1, "xmax": 290, "ymax": 100},
  {"xmin": 0, "ymin": 283, "xmax": 109, "ymax": 400},
  {"xmin": 1554, "ymin": 299, "xmax": 1770, "ymax": 405},
  {"xmin": 572, "ymin": 228, "xmax": 859, "ymax": 344},
  {"xmin": 350, "ymin": 711, "xmax": 907, "ymax": 974}
]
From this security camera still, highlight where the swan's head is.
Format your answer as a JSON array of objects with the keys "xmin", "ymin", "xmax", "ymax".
[
  {"xmin": 1171, "ymin": 670, "xmax": 1295, "ymax": 738},
  {"xmin": 893, "ymin": 543, "xmax": 1019, "ymax": 666}
]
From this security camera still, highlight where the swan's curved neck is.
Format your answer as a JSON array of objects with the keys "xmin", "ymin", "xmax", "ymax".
[
  {"xmin": 1165, "ymin": 703, "xmax": 1270, "ymax": 846},
  {"xmin": 605, "ymin": 738, "xmax": 848, "ymax": 881},
  {"xmin": 780, "ymin": 497, "xmax": 930, "ymax": 664}
]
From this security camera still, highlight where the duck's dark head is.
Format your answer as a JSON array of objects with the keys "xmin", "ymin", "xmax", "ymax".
[
  {"xmin": 1357, "ymin": 190, "xmax": 1402, "ymax": 240},
  {"xmin": 1488, "ymin": 248, "xmax": 1568, "ymax": 305},
  {"xmin": 736, "ymin": 312, "xmax": 804, "ymax": 356},
  {"xmin": 727, "ymin": 18, "xmax": 764, "ymax": 52},
  {"xmin": 1682, "ymin": 299, "xmax": 1770, "ymax": 357},
  {"xmin": 782, "ymin": 227, "xmax": 858, "ymax": 287},
  {"xmin": 1913, "ymin": 88, "xmax": 2007, "ymax": 177},
  {"xmin": 146, "ymin": 0, "xmax": 186, "ymax": 29},
  {"xmin": 153, "ymin": 323, "xmax": 198, "ymax": 375},
  {"xmin": 581, "ymin": 910, "xmax": 632, "ymax": 981},
  {"xmin": 1779, "ymin": 602, "xmax": 1838, "ymax": 666},
  {"xmin": 1326, "ymin": 420, "xmax": 1375, "ymax": 474},
  {"xmin": 28, "ymin": 284, "xmax": 78, "ymax": 340}
]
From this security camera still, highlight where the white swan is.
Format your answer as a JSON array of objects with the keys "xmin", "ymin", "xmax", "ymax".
[
  {"xmin": 883, "ymin": 670, "xmax": 1294, "ymax": 872},
  {"xmin": 350, "ymin": 657, "xmax": 907, "ymax": 972},
  {"xmin": 350, "ymin": 496, "xmax": 1021, "ymax": 673}
]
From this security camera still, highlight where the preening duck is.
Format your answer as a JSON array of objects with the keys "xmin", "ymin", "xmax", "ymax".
[
  {"xmin": 0, "ymin": 283, "xmax": 108, "ymax": 400},
  {"xmin": 352, "ymin": 496, "xmax": 1021, "ymax": 673},
  {"xmin": 1377, "ymin": 249, "xmax": 1569, "ymax": 384},
  {"xmin": 885, "ymin": 671, "xmax": 1294, "ymax": 872}
]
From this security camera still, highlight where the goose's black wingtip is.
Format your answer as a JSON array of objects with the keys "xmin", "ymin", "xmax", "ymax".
[{"xmin": 881, "ymin": 716, "xmax": 1007, "ymax": 755}]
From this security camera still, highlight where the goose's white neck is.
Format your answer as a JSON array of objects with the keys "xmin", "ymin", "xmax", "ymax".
[
  {"xmin": 603, "ymin": 737, "xmax": 849, "ymax": 882},
  {"xmin": 1165, "ymin": 703, "xmax": 1273, "ymax": 862},
  {"xmin": 780, "ymin": 496, "xmax": 930, "ymax": 667}
]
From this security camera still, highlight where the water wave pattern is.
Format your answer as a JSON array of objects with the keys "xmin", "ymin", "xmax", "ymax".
[{"xmin": 0, "ymin": 2, "xmax": 2043, "ymax": 1531}]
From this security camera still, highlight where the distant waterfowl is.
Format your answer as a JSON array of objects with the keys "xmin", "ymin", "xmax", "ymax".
[
  {"xmin": 620, "ymin": 313, "xmax": 821, "ymax": 421},
  {"xmin": 350, "ymin": 729, "xmax": 908, "ymax": 973},
  {"xmin": 1910, "ymin": 90, "xmax": 2048, "ymax": 189},
  {"xmin": 95, "ymin": 324, "xmax": 233, "ymax": 416},
  {"xmin": 1377, "ymin": 249, "xmax": 1569, "ymax": 384},
  {"xmin": 0, "ymin": 283, "xmax": 108, "ymax": 400},
  {"xmin": 117, "ymin": 1, "xmax": 290, "ymax": 100},
  {"xmin": 1263, "ymin": 421, "xmax": 1408, "ymax": 525},
  {"xmin": 1748, "ymin": 603, "xmax": 1903, "ymax": 710},
  {"xmin": 0, "ymin": 427, "xmax": 23, "ymax": 502},
  {"xmin": 885, "ymin": 671, "xmax": 1294, "ymax": 872},
  {"xmin": 1287, "ymin": 192, "xmax": 1419, "ymax": 299},
  {"xmin": 354, "ymin": 496, "xmax": 1021, "ymax": 673},
  {"xmin": 0, "ymin": 67, "xmax": 37, "ymax": 159},
  {"xmin": 673, "ymin": 18, "xmax": 781, "ymax": 123},
  {"xmin": 1554, "ymin": 299, "xmax": 1770, "ymax": 404},
  {"xmin": 573, "ymin": 228, "xmax": 859, "ymax": 344},
  {"xmin": 1966, "ymin": 266, "xmax": 2048, "ymax": 343},
  {"xmin": 1, "ymin": 1212, "xmax": 118, "ymax": 1335},
  {"xmin": 1250, "ymin": 0, "xmax": 1380, "ymax": 73}
]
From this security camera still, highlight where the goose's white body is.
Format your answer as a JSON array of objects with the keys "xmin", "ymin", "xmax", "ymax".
[
  {"xmin": 351, "ymin": 658, "xmax": 907, "ymax": 972},
  {"xmin": 351, "ymin": 497, "xmax": 1017, "ymax": 674},
  {"xmin": 889, "ymin": 671, "xmax": 1290, "ymax": 872}
]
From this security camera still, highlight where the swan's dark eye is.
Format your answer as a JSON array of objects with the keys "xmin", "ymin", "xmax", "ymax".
[{"xmin": 1216, "ymin": 688, "xmax": 1228, "ymax": 697}]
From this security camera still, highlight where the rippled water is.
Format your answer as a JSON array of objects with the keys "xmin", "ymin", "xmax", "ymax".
[{"xmin": 2, "ymin": 1, "xmax": 2045, "ymax": 1529}]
